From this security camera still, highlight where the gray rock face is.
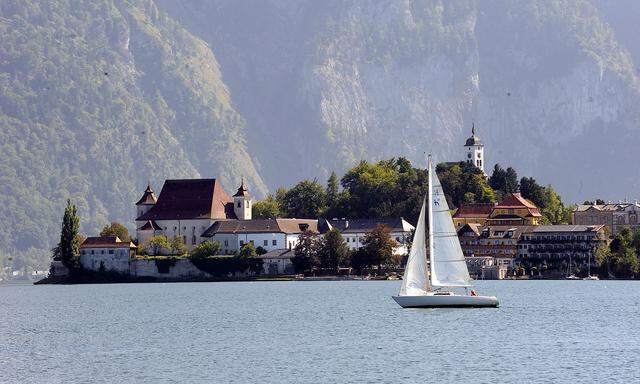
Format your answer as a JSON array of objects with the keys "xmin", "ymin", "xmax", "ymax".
[{"xmin": 158, "ymin": 0, "xmax": 640, "ymax": 201}]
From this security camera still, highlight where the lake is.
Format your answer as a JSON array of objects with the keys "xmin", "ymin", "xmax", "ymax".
[{"xmin": 1, "ymin": 280, "xmax": 639, "ymax": 383}]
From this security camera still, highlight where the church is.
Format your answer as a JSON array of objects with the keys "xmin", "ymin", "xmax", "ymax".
[{"xmin": 135, "ymin": 178, "xmax": 252, "ymax": 250}]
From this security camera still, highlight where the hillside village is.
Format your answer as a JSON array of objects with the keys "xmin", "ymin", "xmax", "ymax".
[{"xmin": 42, "ymin": 127, "xmax": 638, "ymax": 282}]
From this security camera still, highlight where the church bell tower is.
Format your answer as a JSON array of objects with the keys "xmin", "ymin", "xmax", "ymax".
[
  {"xmin": 233, "ymin": 178, "xmax": 252, "ymax": 220},
  {"xmin": 464, "ymin": 123, "xmax": 485, "ymax": 174}
]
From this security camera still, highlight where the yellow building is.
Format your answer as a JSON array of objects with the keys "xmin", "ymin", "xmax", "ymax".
[
  {"xmin": 487, "ymin": 193, "xmax": 542, "ymax": 226},
  {"xmin": 453, "ymin": 193, "xmax": 542, "ymax": 228},
  {"xmin": 452, "ymin": 203, "xmax": 495, "ymax": 229}
]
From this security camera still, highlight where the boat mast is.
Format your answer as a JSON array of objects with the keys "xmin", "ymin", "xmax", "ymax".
[{"xmin": 427, "ymin": 154, "xmax": 435, "ymax": 285}]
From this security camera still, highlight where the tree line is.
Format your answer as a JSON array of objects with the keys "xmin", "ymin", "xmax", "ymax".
[
  {"xmin": 595, "ymin": 227, "xmax": 640, "ymax": 278},
  {"xmin": 292, "ymin": 225, "xmax": 401, "ymax": 276},
  {"xmin": 253, "ymin": 158, "xmax": 574, "ymax": 225}
]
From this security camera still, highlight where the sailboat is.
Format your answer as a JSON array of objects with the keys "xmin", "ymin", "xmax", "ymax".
[
  {"xmin": 583, "ymin": 252, "xmax": 599, "ymax": 280},
  {"xmin": 565, "ymin": 255, "xmax": 579, "ymax": 280},
  {"xmin": 393, "ymin": 155, "xmax": 499, "ymax": 308}
]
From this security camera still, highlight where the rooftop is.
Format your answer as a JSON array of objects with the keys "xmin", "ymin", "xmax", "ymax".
[
  {"xmin": 321, "ymin": 218, "xmax": 414, "ymax": 234},
  {"xmin": 203, "ymin": 218, "xmax": 318, "ymax": 236},
  {"xmin": 528, "ymin": 225, "xmax": 605, "ymax": 233},
  {"xmin": 453, "ymin": 203, "xmax": 495, "ymax": 218},
  {"xmin": 136, "ymin": 179, "xmax": 236, "ymax": 221},
  {"xmin": 81, "ymin": 236, "xmax": 137, "ymax": 248},
  {"xmin": 135, "ymin": 184, "xmax": 157, "ymax": 205},
  {"xmin": 258, "ymin": 249, "xmax": 296, "ymax": 259}
]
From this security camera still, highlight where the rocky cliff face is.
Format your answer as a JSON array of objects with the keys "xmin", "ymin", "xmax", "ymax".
[
  {"xmin": 158, "ymin": 0, "xmax": 640, "ymax": 199},
  {"xmin": 2, "ymin": 0, "xmax": 640, "ymax": 263}
]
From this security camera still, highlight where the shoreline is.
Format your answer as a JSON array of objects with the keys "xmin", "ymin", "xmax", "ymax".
[{"xmin": 32, "ymin": 275, "xmax": 634, "ymax": 285}]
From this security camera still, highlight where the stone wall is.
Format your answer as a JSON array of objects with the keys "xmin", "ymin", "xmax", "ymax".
[{"xmin": 79, "ymin": 254, "xmax": 255, "ymax": 280}]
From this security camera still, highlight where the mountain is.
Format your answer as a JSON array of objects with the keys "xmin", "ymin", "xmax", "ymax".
[
  {"xmin": 157, "ymin": 0, "xmax": 640, "ymax": 197},
  {"xmin": 2, "ymin": 0, "xmax": 640, "ymax": 267},
  {"xmin": 0, "ymin": 0, "xmax": 266, "ymax": 266}
]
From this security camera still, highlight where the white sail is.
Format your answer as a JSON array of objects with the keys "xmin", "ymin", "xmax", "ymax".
[
  {"xmin": 398, "ymin": 197, "xmax": 429, "ymax": 296},
  {"xmin": 429, "ymin": 158, "xmax": 472, "ymax": 287}
]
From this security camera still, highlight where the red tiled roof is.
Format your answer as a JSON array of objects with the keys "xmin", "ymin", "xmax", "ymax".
[
  {"xmin": 136, "ymin": 179, "xmax": 236, "ymax": 221},
  {"xmin": 497, "ymin": 193, "xmax": 537, "ymax": 209},
  {"xmin": 81, "ymin": 236, "xmax": 136, "ymax": 248},
  {"xmin": 453, "ymin": 203, "xmax": 495, "ymax": 218}
]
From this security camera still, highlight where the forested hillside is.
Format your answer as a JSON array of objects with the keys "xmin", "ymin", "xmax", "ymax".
[
  {"xmin": 2, "ymin": 0, "xmax": 640, "ymax": 269},
  {"xmin": 0, "ymin": 0, "xmax": 266, "ymax": 268}
]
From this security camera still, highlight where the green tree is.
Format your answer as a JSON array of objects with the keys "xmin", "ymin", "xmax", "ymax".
[
  {"xmin": 436, "ymin": 162, "xmax": 494, "ymax": 208},
  {"xmin": 488, "ymin": 164, "xmax": 518, "ymax": 194},
  {"xmin": 144, "ymin": 235, "xmax": 170, "ymax": 256},
  {"xmin": 609, "ymin": 228, "xmax": 639, "ymax": 278},
  {"xmin": 326, "ymin": 171, "xmax": 339, "ymax": 209},
  {"xmin": 360, "ymin": 224, "xmax": 398, "ymax": 274},
  {"xmin": 190, "ymin": 241, "xmax": 221, "ymax": 260},
  {"xmin": 540, "ymin": 186, "xmax": 571, "ymax": 224},
  {"xmin": 255, "ymin": 246, "xmax": 268, "ymax": 255},
  {"xmin": 341, "ymin": 158, "xmax": 428, "ymax": 220},
  {"xmin": 292, "ymin": 230, "xmax": 320, "ymax": 274},
  {"xmin": 99, "ymin": 222, "xmax": 131, "ymax": 242},
  {"xmin": 281, "ymin": 180, "xmax": 327, "ymax": 218},
  {"xmin": 594, "ymin": 243, "xmax": 611, "ymax": 275},
  {"xmin": 169, "ymin": 236, "xmax": 187, "ymax": 256},
  {"xmin": 519, "ymin": 177, "xmax": 546, "ymax": 208},
  {"xmin": 57, "ymin": 200, "xmax": 81, "ymax": 271},
  {"xmin": 317, "ymin": 228, "xmax": 349, "ymax": 274},
  {"xmin": 238, "ymin": 242, "xmax": 258, "ymax": 259},
  {"xmin": 252, "ymin": 194, "xmax": 281, "ymax": 219}
]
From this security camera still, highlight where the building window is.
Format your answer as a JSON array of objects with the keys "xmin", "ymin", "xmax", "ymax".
[
  {"xmin": 263, "ymin": 240, "xmax": 268, "ymax": 246},
  {"xmin": 237, "ymin": 201, "xmax": 241, "ymax": 208},
  {"xmin": 108, "ymin": 250, "xmax": 114, "ymax": 254},
  {"xmin": 224, "ymin": 240, "xmax": 229, "ymax": 247},
  {"xmin": 240, "ymin": 240, "xmax": 244, "ymax": 246},
  {"xmin": 467, "ymin": 153, "xmax": 472, "ymax": 159},
  {"xmin": 192, "ymin": 235, "xmax": 196, "ymax": 245},
  {"xmin": 272, "ymin": 240, "xmax": 277, "ymax": 246},
  {"xmin": 183, "ymin": 236, "xmax": 187, "ymax": 244}
]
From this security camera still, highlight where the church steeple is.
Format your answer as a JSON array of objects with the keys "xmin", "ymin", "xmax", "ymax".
[
  {"xmin": 233, "ymin": 177, "xmax": 252, "ymax": 220},
  {"xmin": 464, "ymin": 123, "xmax": 485, "ymax": 174},
  {"xmin": 135, "ymin": 182, "xmax": 157, "ymax": 219}
]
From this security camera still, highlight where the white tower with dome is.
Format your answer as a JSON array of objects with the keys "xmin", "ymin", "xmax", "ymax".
[{"xmin": 464, "ymin": 123, "xmax": 485, "ymax": 174}]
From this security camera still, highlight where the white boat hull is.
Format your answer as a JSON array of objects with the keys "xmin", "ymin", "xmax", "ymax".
[{"xmin": 393, "ymin": 294, "xmax": 499, "ymax": 308}]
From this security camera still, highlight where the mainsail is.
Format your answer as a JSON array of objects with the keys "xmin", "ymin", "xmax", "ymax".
[
  {"xmin": 428, "ymin": 158, "xmax": 472, "ymax": 287},
  {"xmin": 398, "ymin": 197, "xmax": 429, "ymax": 296}
]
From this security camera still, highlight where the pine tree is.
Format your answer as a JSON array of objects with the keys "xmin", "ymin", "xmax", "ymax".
[
  {"xmin": 326, "ymin": 171, "xmax": 339, "ymax": 208},
  {"xmin": 58, "ymin": 200, "xmax": 81, "ymax": 271}
]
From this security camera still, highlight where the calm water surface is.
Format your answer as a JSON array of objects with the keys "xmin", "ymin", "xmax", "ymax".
[{"xmin": 1, "ymin": 280, "xmax": 639, "ymax": 383}]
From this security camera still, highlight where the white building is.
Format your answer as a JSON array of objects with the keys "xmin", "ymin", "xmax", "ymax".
[
  {"xmin": 202, "ymin": 218, "xmax": 319, "ymax": 254},
  {"xmin": 320, "ymin": 218, "xmax": 415, "ymax": 255},
  {"xmin": 258, "ymin": 249, "xmax": 295, "ymax": 275},
  {"xmin": 135, "ymin": 179, "xmax": 250, "ymax": 250},
  {"xmin": 464, "ymin": 123, "xmax": 485, "ymax": 174},
  {"xmin": 79, "ymin": 236, "xmax": 137, "ymax": 272}
]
